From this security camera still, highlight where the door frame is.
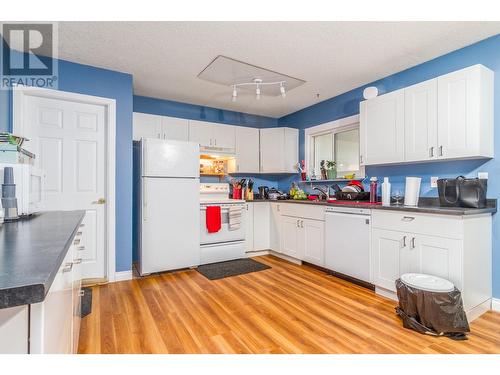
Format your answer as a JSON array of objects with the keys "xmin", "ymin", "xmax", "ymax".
[{"xmin": 12, "ymin": 86, "xmax": 117, "ymax": 282}]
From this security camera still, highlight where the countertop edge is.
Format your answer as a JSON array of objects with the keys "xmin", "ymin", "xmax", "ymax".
[
  {"xmin": 0, "ymin": 210, "xmax": 86, "ymax": 310},
  {"xmin": 244, "ymin": 199, "xmax": 497, "ymax": 216}
]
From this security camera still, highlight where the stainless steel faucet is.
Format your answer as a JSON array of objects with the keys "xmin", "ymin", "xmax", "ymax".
[{"xmin": 312, "ymin": 186, "xmax": 329, "ymax": 200}]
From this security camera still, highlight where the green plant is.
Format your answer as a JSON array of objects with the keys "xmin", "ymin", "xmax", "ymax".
[{"xmin": 325, "ymin": 160, "xmax": 336, "ymax": 170}]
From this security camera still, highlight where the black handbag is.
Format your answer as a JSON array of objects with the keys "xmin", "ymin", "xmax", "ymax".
[{"xmin": 437, "ymin": 176, "xmax": 487, "ymax": 209}]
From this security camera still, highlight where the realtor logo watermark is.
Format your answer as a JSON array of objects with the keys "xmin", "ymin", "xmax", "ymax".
[{"xmin": 0, "ymin": 22, "xmax": 58, "ymax": 90}]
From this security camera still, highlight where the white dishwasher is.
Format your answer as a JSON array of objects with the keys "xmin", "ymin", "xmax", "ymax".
[{"xmin": 325, "ymin": 206, "xmax": 371, "ymax": 284}]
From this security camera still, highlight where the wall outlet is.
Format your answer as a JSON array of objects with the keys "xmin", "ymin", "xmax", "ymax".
[
  {"xmin": 430, "ymin": 176, "xmax": 439, "ymax": 188},
  {"xmin": 478, "ymin": 172, "xmax": 488, "ymax": 179}
]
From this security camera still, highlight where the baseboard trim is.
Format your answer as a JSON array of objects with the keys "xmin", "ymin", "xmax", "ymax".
[
  {"xmin": 246, "ymin": 250, "xmax": 270, "ymax": 257},
  {"xmin": 268, "ymin": 251, "xmax": 302, "ymax": 265},
  {"xmin": 492, "ymin": 298, "xmax": 500, "ymax": 312},
  {"xmin": 114, "ymin": 270, "xmax": 133, "ymax": 282}
]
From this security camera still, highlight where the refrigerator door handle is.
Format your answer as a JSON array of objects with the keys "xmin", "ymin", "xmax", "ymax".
[{"xmin": 143, "ymin": 180, "xmax": 148, "ymax": 221}]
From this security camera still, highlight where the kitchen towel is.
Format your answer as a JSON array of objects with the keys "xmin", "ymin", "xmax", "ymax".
[
  {"xmin": 228, "ymin": 206, "xmax": 242, "ymax": 231},
  {"xmin": 206, "ymin": 206, "xmax": 221, "ymax": 233}
]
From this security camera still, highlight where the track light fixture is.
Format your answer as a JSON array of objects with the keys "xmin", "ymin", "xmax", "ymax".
[{"xmin": 230, "ymin": 78, "xmax": 286, "ymax": 102}]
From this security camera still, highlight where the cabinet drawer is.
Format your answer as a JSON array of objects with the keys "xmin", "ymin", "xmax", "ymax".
[
  {"xmin": 372, "ymin": 210, "xmax": 462, "ymax": 239},
  {"xmin": 280, "ymin": 203, "xmax": 325, "ymax": 221}
]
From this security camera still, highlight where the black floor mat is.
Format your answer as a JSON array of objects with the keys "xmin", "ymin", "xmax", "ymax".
[
  {"xmin": 81, "ymin": 287, "xmax": 92, "ymax": 318},
  {"xmin": 196, "ymin": 258, "xmax": 271, "ymax": 280}
]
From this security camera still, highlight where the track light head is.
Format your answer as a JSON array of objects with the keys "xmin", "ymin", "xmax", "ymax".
[
  {"xmin": 231, "ymin": 86, "xmax": 237, "ymax": 102},
  {"xmin": 256, "ymin": 86, "xmax": 261, "ymax": 100}
]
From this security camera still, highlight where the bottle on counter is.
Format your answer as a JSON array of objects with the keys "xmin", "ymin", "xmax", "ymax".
[
  {"xmin": 369, "ymin": 177, "xmax": 378, "ymax": 203},
  {"xmin": 381, "ymin": 177, "xmax": 391, "ymax": 206}
]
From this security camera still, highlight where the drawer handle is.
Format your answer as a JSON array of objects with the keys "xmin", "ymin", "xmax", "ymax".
[
  {"xmin": 402, "ymin": 216, "xmax": 415, "ymax": 222},
  {"xmin": 77, "ymin": 246, "xmax": 85, "ymax": 251},
  {"xmin": 401, "ymin": 235, "xmax": 407, "ymax": 248},
  {"xmin": 79, "ymin": 224, "xmax": 85, "ymax": 228},
  {"xmin": 73, "ymin": 258, "xmax": 83, "ymax": 264},
  {"xmin": 73, "ymin": 239, "xmax": 81, "ymax": 245},
  {"xmin": 77, "ymin": 231, "xmax": 83, "ymax": 236},
  {"xmin": 63, "ymin": 262, "xmax": 73, "ymax": 273},
  {"xmin": 411, "ymin": 237, "xmax": 416, "ymax": 249}
]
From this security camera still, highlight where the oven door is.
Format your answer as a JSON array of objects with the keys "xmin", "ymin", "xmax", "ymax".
[{"xmin": 200, "ymin": 204, "xmax": 246, "ymax": 245}]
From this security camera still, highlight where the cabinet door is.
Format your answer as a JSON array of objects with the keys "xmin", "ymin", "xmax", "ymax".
[
  {"xmin": 404, "ymin": 79, "xmax": 438, "ymax": 162},
  {"xmin": 260, "ymin": 128, "xmax": 284, "ymax": 172},
  {"xmin": 437, "ymin": 66, "xmax": 487, "ymax": 159},
  {"xmin": 301, "ymin": 218, "xmax": 324, "ymax": 266},
  {"xmin": 280, "ymin": 216, "xmax": 301, "ymax": 259},
  {"xmin": 133, "ymin": 112, "xmax": 162, "ymax": 141},
  {"xmin": 360, "ymin": 89, "xmax": 404, "ymax": 165},
  {"xmin": 245, "ymin": 203, "xmax": 254, "ymax": 252},
  {"xmin": 30, "ymin": 250, "xmax": 73, "ymax": 354},
  {"xmin": 284, "ymin": 128, "xmax": 299, "ymax": 173},
  {"xmin": 235, "ymin": 126, "xmax": 260, "ymax": 173},
  {"xmin": 371, "ymin": 228, "xmax": 406, "ymax": 291},
  {"xmin": 270, "ymin": 202, "xmax": 281, "ymax": 252},
  {"xmin": 213, "ymin": 124, "xmax": 235, "ymax": 149},
  {"xmin": 189, "ymin": 120, "xmax": 213, "ymax": 147},
  {"xmin": 414, "ymin": 234, "xmax": 462, "ymax": 290},
  {"xmin": 161, "ymin": 116, "xmax": 189, "ymax": 141},
  {"xmin": 253, "ymin": 202, "xmax": 270, "ymax": 250}
]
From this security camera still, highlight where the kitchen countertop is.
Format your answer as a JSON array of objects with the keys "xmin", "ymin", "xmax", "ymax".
[
  {"xmin": 0, "ymin": 211, "xmax": 85, "ymax": 309},
  {"xmin": 245, "ymin": 197, "xmax": 497, "ymax": 216}
]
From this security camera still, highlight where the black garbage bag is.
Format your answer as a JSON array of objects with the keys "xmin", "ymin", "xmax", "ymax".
[{"xmin": 395, "ymin": 278, "xmax": 470, "ymax": 340}]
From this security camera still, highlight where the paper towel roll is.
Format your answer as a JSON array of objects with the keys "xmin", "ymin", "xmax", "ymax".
[{"xmin": 404, "ymin": 177, "xmax": 421, "ymax": 206}]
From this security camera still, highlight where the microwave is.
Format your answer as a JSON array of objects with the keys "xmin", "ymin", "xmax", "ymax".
[{"xmin": 0, "ymin": 163, "xmax": 45, "ymax": 216}]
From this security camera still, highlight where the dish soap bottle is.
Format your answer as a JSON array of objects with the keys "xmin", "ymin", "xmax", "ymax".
[
  {"xmin": 369, "ymin": 177, "xmax": 378, "ymax": 203},
  {"xmin": 381, "ymin": 177, "xmax": 391, "ymax": 206}
]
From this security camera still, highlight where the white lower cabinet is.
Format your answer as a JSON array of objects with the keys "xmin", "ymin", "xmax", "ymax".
[
  {"xmin": 301, "ymin": 219, "xmax": 325, "ymax": 266},
  {"xmin": 253, "ymin": 202, "xmax": 270, "ymax": 251},
  {"xmin": 245, "ymin": 203, "xmax": 254, "ymax": 252},
  {"xmin": 0, "ymin": 306, "xmax": 29, "ymax": 353},
  {"xmin": 30, "ymin": 223, "xmax": 85, "ymax": 354},
  {"xmin": 280, "ymin": 215, "xmax": 325, "ymax": 265},
  {"xmin": 280, "ymin": 216, "xmax": 302, "ymax": 259},
  {"xmin": 371, "ymin": 210, "xmax": 491, "ymax": 320},
  {"xmin": 269, "ymin": 202, "xmax": 282, "ymax": 252}
]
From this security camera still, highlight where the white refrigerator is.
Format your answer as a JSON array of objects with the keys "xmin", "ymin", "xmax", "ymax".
[{"xmin": 138, "ymin": 138, "xmax": 200, "ymax": 275}]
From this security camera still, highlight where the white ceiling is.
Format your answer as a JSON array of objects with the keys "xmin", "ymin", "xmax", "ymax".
[{"xmin": 57, "ymin": 22, "xmax": 500, "ymax": 118}]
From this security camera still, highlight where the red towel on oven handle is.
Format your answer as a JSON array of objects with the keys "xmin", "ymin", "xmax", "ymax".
[{"xmin": 206, "ymin": 206, "xmax": 221, "ymax": 233}]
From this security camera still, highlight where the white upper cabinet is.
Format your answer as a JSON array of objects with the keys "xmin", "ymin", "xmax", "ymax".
[
  {"xmin": 189, "ymin": 120, "xmax": 235, "ymax": 150},
  {"xmin": 212, "ymin": 124, "xmax": 236, "ymax": 149},
  {"xmin": 133, "ymin": 112, "xmax": 162, "ymax": 141},
  {"xmin": 360, "ymin": 64, "xmax": 494, "ymax": 166},
  {"xmin": 133, "ymin": 112, "xmax": 189, "ymax": 141},
  {"xmin": 161, "ymin": 116, "xmax": 189, "ymax": 141},
  {"xmin": 404, "ymin": 79, "xmax": 438, "ymax": 162},
  {"xmin": 437, "ymin": 65, "xmax": 493, "ymax": 159},
  {"xmin": 260, "ymin": 127, "xmax": 298, "ymax": 173},
  {"xmin": 188, "ymin": 120, "xmax": 214, "ymax": 147},
  {"xmin": 234, "ymin": 126, "xmax": 260, "ymax": 173},
  {"xmin": 360, "ymin": 89, "xmax": 405, "ymax": 165}
]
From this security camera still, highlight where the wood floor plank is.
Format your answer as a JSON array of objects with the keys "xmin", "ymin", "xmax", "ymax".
[{"xmin": 78, "ymin": 255, "xmax": 500, "ymax": 354}]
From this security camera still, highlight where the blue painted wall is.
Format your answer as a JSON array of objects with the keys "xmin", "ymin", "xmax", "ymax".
[
  {"xmin": 134, "ymin": 95, "xmax": 278, "ymax": 128},
  {"xmin": 278, "ymin": 34, "xmax": 500, "ymax": 297},
  {"xmin": 1, "ymin": 49, "xmax": 134, "ymax": 272}
]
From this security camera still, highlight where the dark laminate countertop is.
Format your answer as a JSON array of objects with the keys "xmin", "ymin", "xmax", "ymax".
[
  {"xmin": 246, "ymin": 197, "xmax": 497, "ymax": 216},
  {"xmin": 0, "ymin": 210, "xmax": 85, "ymax": 309}
]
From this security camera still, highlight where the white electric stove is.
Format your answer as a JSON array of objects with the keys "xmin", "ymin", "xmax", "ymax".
[{"xmin": 199, "ymin": 183, "xmax": 246, "ymax": 264}]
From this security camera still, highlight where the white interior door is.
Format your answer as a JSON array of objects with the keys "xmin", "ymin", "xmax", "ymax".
[{"xmin": 21, "ymin": 95, "xmax": 107, "ymax": 280}]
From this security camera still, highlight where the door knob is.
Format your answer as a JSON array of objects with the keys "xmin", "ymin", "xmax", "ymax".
[{"xmin": 92, "ymin": 198, "xmax": 106, "ymax": 205}]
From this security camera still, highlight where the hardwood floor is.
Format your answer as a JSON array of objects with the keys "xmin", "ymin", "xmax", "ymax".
[{"xmin": 78, "ymin": 255, "xmax": 500, "ymax": 354}]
